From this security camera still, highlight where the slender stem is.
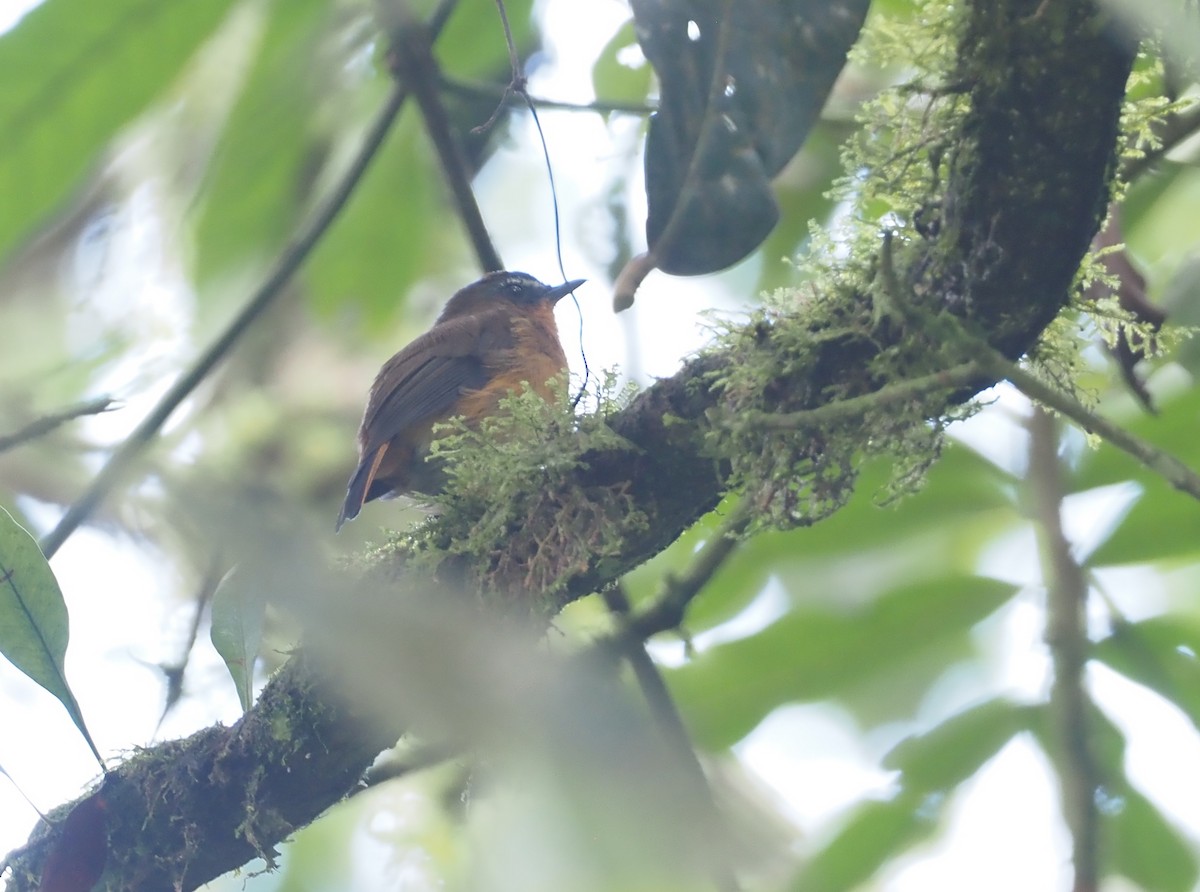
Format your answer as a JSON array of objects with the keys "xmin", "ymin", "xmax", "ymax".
[
  {"xmin": 1027, "ymin": 407, "xmax": 1099, "ymax": 892},
  {"xmin": 602, "ymin": 578, "xmax": 740, "ymax": 892},
  {"xmin": 620, "ymin": 500, "xmax": 752, "ymax": 642},
  {"xmin": 979, "ymin": 351, "xmax": 1200, "ymax": 502},
  {"xmin": 0, "ymin": 397, "xmax": 115, "ymax": 453}
]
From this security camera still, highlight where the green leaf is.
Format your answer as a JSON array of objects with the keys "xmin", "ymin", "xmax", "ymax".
[
  {"xmin": 0, "ymin": 0, "xmax": 239, "ymax": 264},
  {"xmin": 591, "ymin": 20, "xmax": 652, "ymax": 107},
  {"xmin": 210, "ymin": 565, "xmax": 266, "ymax": 712},
  {"xmin": 1106, "ymin": 786, "xmax": 1199, "ymax": 892},
  {"xmin": 305, "ymin": 110, "xmax": 451, "ymax": 327},
  {"xmin": 0, "ymin": 506, "xmax": 101, "ymax": 764},
  {"xmin": 193, "ymin": 0, "xmax": 333, "ymax": 289},
  {"xmin": 1094, "ymin": 617, "xmax": 1200, "ymax": 733},
  {"xmin": 789, "ymin": 792, "xmax": 939, "ymax": 892},
  {"xmin": 668, "ymin": 575, "xmax": 1018, "ymax": 749},
  {"xmin": 884, "ymin": 698, "xmax": 1035, "ymax": 793}
]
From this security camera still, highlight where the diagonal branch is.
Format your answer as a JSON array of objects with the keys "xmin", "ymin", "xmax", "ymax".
[
  {"xmin": 388, "ymin": 13, "xmax": 503, "ymax": 273},
  {"xmin": 0, "ymin": 397, "xmax": 115, "ymax": 453}
]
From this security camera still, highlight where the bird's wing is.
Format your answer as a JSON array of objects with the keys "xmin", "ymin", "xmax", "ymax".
[{"xmin": 359, "ymin": 313, "xmax": 495, "ymax": 451}]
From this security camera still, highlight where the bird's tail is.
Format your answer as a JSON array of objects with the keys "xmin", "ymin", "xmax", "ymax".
[{"xmin": 335, "ymin": 444, "xmax": 387, "ymax": 532}]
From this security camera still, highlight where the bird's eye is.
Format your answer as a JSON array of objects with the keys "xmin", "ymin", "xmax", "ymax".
[{"xmin": 508, "ymin": 280, "xmax": 524, "ymax": 295}]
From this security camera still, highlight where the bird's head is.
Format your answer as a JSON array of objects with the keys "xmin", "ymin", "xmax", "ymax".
[{"xmin": 438, "ymin": 271, "xmax": 585, "ymax": 321}]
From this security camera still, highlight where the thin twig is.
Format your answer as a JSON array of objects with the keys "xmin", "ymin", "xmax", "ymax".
[
  {"xmin": 389, "ymin": 18, "xmax": 503, "ymax": 272},
  {"xmin": 36, "ymin": 1, "xmax": 470, "ymax": 560},
  {"xmin": 618, "ymin": 500, "xmax": 753, "ymax": 643},
  {"xmin": 978, "ymin": 350, "xmax": 1200, "ymax": 502},
  {"xmin": 0, "ymin": 397, "xmax": 115, "ymax": 453},
  {"xmin": 1027, "ymin": 407, "xmax": 1099, "ymax": 892},
  {"xmin": 601, "ymin": 583, "xmax": 740, "ymax": 891},
  {"xmin": 440, "ymin": 75, "xmax": 655, "ymax": 116}
]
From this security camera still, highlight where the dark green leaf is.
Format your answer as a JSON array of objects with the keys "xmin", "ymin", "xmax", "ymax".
[
  {"xmin": 193, "ymin": 0, "xmax": 334, "ymax": 289},
  {"xmin": 0, "ymin": 506, "xmax": 101, "ymax": 763},
  {"xmin": 1106, "ymin": 786, "xmax": 1198, "ymax": 892},
  {"xmin": 1094, "ymin": 617, "xmax": 1200, "ymax": 732},
  {"xmin": 0, "ymin": 0, "xmax": 239, "ymax": 264},
  {"xmin": 306, "ymin": 111, "xmax": 450, "ymax": 327},
  {"xmin": 789, "ymin": 792, "xmax": 939, "ymax": 892},
  {"xmin": 592, "ymin": 20, "xmax": 652, "ymax": 107}
]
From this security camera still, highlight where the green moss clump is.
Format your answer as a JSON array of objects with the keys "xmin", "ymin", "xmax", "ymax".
[{"xmin": 378, "ymin": 374, "xmax": 648, "ymax": 609}]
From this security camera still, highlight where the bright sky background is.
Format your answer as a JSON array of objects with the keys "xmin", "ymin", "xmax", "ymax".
[{"xmin": 2, "ymin": 1, "xmax": 1199, "ymax": 889}]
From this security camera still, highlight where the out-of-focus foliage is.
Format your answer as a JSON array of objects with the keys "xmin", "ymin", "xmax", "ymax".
[{"xmin": 1, "ymin": 0, "xmax": 1200, "ymax": 890}]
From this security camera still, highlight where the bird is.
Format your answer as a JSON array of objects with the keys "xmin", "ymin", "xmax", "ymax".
[{"xmin": 336, "ymin": 270, "xmax": 585, "ymax": 530}]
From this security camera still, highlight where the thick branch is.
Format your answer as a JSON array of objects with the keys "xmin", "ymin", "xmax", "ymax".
[{"xmin": 4, "ymin": 1, "xmax": 1137, "ymax": 889}]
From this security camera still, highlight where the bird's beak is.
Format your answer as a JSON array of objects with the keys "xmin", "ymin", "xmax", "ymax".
[{"xmin": 544, "ymin": 278, "xmax": 586, "ymax": 303}]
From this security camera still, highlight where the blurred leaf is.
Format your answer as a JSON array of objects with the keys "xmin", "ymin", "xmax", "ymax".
[
  {"xmin": 755, "ymin": 122, "xmax": 846, "ymax": 294},
  {"xmin": 306, "ymin": 110, "xmax": 450, "ymax": 325},
  {"xmin": 0, "ymin": 0, "xmax": 239, "ymax": 264},
  {"xmin": 1106, "ymin": 785, "xmax": 1199, "ymax": 892},
  {"xmin": 884, "ymin": 698, "xmax": 1035, "ymax": 794},
  {"xmin": 668, "ymin": 575, "xmax": 1017, "ymax": 749},
  {"xmin": 433, "ymin": 0, "xmax": 535, "ymax": 78},
  {"xmin": 1070, "ymin": 385, "xmax": 1200, "ymax": 566},
  {"xmin": 592, "ymin": 20, "xmax": 653, "ymax": 107},
  {"xmin": 210, "ymin": 565, "xmax": 266, "ymax": 712},
  {"xmin": 0, "ymin": 506, "xmax": 100, "ymax": 762},
  {"xmin": 193, "ymin": 0, "xmax": 333, "ymax": 288},
  {"xmin": 1094, "ymin": 617, "xmax": 1200, "ymax": 732},
  {"xmin": 812, "ymin": 442, "xmax": 1014, "ymax": 548},
  {"xmin": 789, "ymin": 792, "xmax": 938, "ymax": 892},
  {"xmin": 625, "ymin": 441, "xmax": 1014, "ymax": 643},
  {"xmin": 1072, "ymin": 370, "xmax": 1200, "ymax": 494}
]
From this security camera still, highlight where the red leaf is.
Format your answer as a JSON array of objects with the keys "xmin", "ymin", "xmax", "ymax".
[{"xmin": 38, "ymin": 791, "xmax": 108, "ymax": 892}]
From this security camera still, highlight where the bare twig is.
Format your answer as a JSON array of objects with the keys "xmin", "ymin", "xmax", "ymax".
[
  {"xmin": 36, "ymin": 2, "xmax": 467, "ymax": 559},
  {"xmin": 1027, "ymin": 407, "xmax": 1099, "ymax": 892},
  {"xmin": 389, "ymin": 17, "xmax": 503, "ymax": 273},
  {"xmin": 0, "ymin": 397, "xmax": 115, "ymax": 453},
  {"xmin": 618, "ymin": 500, "xmax": 753, "ymax": 643}
]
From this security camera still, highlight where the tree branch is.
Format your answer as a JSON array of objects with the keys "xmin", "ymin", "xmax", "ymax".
[
  {"xmin": 389, "ymin": 16, "xmax": 504, "ymax": 273},
  {"xmin": 0, "ymin": 397, "xmax": 115, "ymax": 453},
  {"xmin": 1028, "ymin": 408, "xmax": 1100, "ymax": 892}
]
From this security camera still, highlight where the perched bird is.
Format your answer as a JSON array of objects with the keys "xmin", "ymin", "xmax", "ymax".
[{"xmin": 336, "ymin": 270, "xmax": 585, "ymax": 530}]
